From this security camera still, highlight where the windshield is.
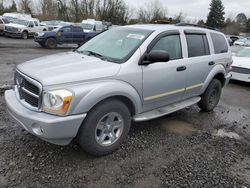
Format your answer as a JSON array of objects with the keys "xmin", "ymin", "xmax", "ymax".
[
  {"xmin": 81, "ymin": 23, "xmax": 94, "ymax": 30},
  {"xmin": 77, "ymin": 28, "xmax": 152, "ymax": 63},
  {"xmin": 2, "ymin": 18, "xmax": 10, "ymax": 24},
  {"xmin": 12, "ymin": 19, "xmax": 29, "ymax": 26},
  {"xmin": 236, "ymin": 48, "xmax": 250, "ymax": 58}
]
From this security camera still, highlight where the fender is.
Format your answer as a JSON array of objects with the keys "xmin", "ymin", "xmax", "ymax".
[
  {"xmin": 200, "ymin": 64, "xmax": 226, "ymax": 94},
  {"xmin": 68, "ymin": 80, "xmax": 143, "ymax": 115}
]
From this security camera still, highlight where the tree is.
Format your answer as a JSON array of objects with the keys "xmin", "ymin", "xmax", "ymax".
[
  {"xmin": 137, "ymin": 0, "xmax": 167, "ymax": 23},
  {"xmin": 57, "ymin": 0, "xmax": 69, "ymax": 21},
  {"xmin": 70, "ymin": 0, "xmax": 80, "ymax": 22},
  {"xmin": 236, "ymin": 13, "xmax": 247, "ymax": 24},
  {"xmin": 197, "ymin": 19, "xmax": 205, "ymax": 25},
  {"xmin": 246, "ymin": 18, "xmax": 250, "ymax": 33},
  {"xmin": 19, "ymin": 0, "xmax": 33, "ymax": 15},
  {"xmin": 40, "ymin": 0, "xmax": 58, "ymax": 20},
  {"xmin": 0, "ymin": 0, "xmax": 4, "ymax": 15},
  {"xmin": 96, "ymin": 0, "xmax": 129, "ymax": 25},
  {"xmin": 206, "ymin": 0, "xmax": 225, "ymax": 28},
  {"xmin": 7, "ymin": 0, "xmax": 17, "ymax": 12}
]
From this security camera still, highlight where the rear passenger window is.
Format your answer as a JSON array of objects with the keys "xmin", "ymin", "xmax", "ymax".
[
  {"xmin": 34, "ymin": 21, "xmax": 38, "ymax": 26},
  {"xmin": 72, "ymin": 27, "xmax": 82, "ymax": 32},
  {"xmin": 211, "ymin": 33, "xmax": 228, "ymax": 54},
  {"xmin": 151, "ymin": 35, "xmax": 182, "ymax": 60},
  {"xmin": 186, "ymin": 34, "xmax": 210, "ymax": 57}
]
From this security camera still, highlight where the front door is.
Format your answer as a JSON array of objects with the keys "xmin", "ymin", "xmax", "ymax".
[{"xmin": 142, "ymin": 33, "xmax": 188, "ymax": 111}]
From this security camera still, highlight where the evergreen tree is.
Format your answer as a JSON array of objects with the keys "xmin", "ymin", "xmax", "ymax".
[
  {"xmin": 246, "ymin": 18, "xmax": 250, "ymax": 33},
  {"xmin": 9, "ymin": 0, "xmax": 17, "ymax": 12},
  {"xmin": 206, "ymin": 0, "xmax": 225, "ymax": 28},
  {"xmin": 236, "ymin": 13, "xmax": 247, "ymax": 24}
]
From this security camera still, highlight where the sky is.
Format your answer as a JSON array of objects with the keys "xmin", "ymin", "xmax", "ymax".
[{"xmin": 124, "ymin": 0, "xmax": 250, "ymax": 21}]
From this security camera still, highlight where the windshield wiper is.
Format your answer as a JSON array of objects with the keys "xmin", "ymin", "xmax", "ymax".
[{"xmin": 79, "ymin": 50, "xmax": 111, "ymax": 62}]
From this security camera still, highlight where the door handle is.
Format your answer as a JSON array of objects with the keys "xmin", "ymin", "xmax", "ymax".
[
  {"xmin": 208, "ymin": 61, "xmax": 215, "ymax": 66},
  {"xmin": 176, "ymin": 66, "xmax": 187, "ymax": 71}
]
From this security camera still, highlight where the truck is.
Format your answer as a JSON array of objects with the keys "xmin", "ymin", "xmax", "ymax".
[
  {"xmin": 4, "ymin": 17, "xmax": 48, "ymax": 39},
  {"xmin": 34, "ymin": 25, "xmax": 102, "ymax": 48},
  {"xmin": 5, "ymin": 24, "xmax": 232, "ymax": 156}
]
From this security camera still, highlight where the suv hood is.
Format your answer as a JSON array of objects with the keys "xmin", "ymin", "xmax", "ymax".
[
  {"xmin": 17, "ymin": 52, "xmax": 121, "ymax": 86},
  {"xmin": 5, "ymin": 23, "xmax": 26, "ymax": 29}
]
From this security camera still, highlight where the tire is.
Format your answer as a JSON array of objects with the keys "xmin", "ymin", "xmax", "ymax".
[
  {"xmin": 77, "ymin": 99, "xmax": 131, "ymax": 156},
  {"xmin": 21, "ymin": 31, "xmax": 28, "ymax": 39},
  {"xmin": 198, "ymin": 79, "xmax": 222, "ymax": 112},
  {"xmin": 45, "ymin": 38, "xmax": 57, "ymax": 49}
]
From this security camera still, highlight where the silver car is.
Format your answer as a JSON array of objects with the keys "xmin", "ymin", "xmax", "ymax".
[{"xmin": 5, "ymin": 24, "xmax": 232, "ymax": 156}]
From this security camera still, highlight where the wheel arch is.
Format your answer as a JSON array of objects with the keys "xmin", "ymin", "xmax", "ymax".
[
  {"xmin": 200, "ymin": 64, "xmax": 227, "ymax": 94},
  {"xmin": 69, "ymin": 81, "xmax": 143, "ymax": 116}
]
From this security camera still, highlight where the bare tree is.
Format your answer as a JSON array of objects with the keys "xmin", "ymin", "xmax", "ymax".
[
  {"xmin": 137, "ymin": 0, "xmax": 167, "ymax": 23},
  {"xmin": 70, "ymin": 0, "xmax": 80, "ymax": 22},
  {"xmin": 40, "ymin": 0, "xmax": 58, "ymax": 20},
  {"xmin": 57, "ymin": 0, "xmax": 69, "ymax": 21},
  {"xmin": 95, "ymin": 0, "xmax": 129, "ymax": 24},
  {"xmin": 19, "ymin": 0, "xmax": 33, "ymax": 15}
]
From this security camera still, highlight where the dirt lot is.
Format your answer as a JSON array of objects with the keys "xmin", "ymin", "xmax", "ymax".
[{"xmin": 0, "ymin": 37, "xmax": 250, "ymax": 188}]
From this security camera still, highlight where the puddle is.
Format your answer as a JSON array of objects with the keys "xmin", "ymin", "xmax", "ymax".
[
  {"xmin": 160, "ymin": 120, "xmax": 198, "ymax": 136},
  {"xmin": 215, "ymin": 129, "xmax": 241, "ymax": 140}
]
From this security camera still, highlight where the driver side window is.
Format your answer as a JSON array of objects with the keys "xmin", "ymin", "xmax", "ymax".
[
  {"xmin": 60, "ymin": 27, "xmax": 71, "ymax": 33},
  {"xmin": 28, "ymin": 21, "xmax": 34, "ymax": 27},
  {"xmin": 151, "ymin": 35, "xmax": 182, "ymax": 60}
]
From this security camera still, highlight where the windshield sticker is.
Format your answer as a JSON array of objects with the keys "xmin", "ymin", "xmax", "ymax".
[{"xmin": 127, "ymin": 34, "xmax": 145, "ymax": 40}]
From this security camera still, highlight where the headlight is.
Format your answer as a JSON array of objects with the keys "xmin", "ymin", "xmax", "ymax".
[
  {"xmin": 17, "ymin": 28, "xmax": 22, "ymax": 32},
  {"xmin": 37, "ymin": 32, "xmax": 45, "ymax": 37},
  {"xmin": 42, "ymin": 90, "xmax": 73, "ymax": 116}
]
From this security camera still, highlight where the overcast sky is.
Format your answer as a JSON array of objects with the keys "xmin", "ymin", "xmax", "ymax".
[{"xmin": 124, "ymin": 0, "xmax": 250, "ymax": 21}]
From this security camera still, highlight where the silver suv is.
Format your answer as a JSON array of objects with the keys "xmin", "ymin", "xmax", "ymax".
[{"xmin": 5, "ymin": 24, "xmax": 232, "ymax": 156}]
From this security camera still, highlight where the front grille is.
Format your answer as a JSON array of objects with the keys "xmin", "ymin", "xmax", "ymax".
[
  {"xmin": 15, "ymin": 71, "xmax": 42, "ymax": 109},
  {"xmin": 5, "ymin": 26, "xmax": 18, "ymax": 32},
  {"xmin": 232, "ymin": 66, "xmax": 250, "ymax": 74}
]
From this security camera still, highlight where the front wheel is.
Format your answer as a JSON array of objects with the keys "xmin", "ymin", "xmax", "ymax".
[
  {"xmin": 21, "ymin": 31, "xmax": 28, "ymax": 39},
  {"xmin": 77, "ymin": 99, "xmax": 131, "ymax": 156},
  {"xmin": 198, "ymin": 79, "xmax": 222, "ymax": 112},
  {"xmin": 45, "ymin": 38, "xmax": 57, "ymax": 49}
]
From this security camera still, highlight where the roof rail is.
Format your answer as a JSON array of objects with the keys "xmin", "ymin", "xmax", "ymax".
[{"xmin": 175, "ymin": 22, "xmax": 219, "ymax": 31}]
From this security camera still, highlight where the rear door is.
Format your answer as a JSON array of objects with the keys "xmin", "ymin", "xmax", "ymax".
[
  {"xmin": 183, "ymin": 30, "xmax": 213, "ymax": 99},
  {"xmin": 72, "ymin": 26, "xmax": 84, "ymax": 44},
  {"xmin": 58, "ymin": 26, "xmax": 73, "ymax": 43}
]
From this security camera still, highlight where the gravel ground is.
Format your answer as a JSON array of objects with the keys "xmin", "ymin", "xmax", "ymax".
[{"xmin": 0, "ymin": 37, "xmax": 250, "ymax": 187}]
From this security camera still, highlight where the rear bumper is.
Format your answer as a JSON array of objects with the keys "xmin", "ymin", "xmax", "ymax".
[{"xmin": 5, "ymin": 89, "xmax": 86, "ymax": 145}]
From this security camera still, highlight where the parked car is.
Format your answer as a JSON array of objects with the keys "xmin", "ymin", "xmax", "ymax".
[
  {"xmin": 234, "ymin": 38, "xmax": 250, "ymax": 46},
  {"xmin": 5, "ymin": 24, "xmax": 232, "ymax": 156},
  {"xmin": 0, "ymin": 16, "xmax": 10, "ymax": 35},
  {"xmin": 34, "ymin": 25, "xmax": 101, "ymax": 48},
  {"xmin": 81, "ymin": 19, "xmax": 106, "ymax": 32},
  {"xmin": 229, "ymin": 36, "xmax": 241, "ymax": 44},
  {"xmin": 40, "ymin": 20, "xmax": 72, "ymax": 31},
  {"xmin": 231, "ymin": 47, "xmax": 250, "ymax": 82},
  {"xmin": 2, "ymin": 12, "xmax": 31, "ymax": 23},
  {"xmin": 4, "ymin": 17, "xmax": 48, "ymax": 39}
]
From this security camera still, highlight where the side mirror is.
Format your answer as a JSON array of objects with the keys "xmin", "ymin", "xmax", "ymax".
[
  {"xmin": 29, "ymin": 25, "xmax": 34, "ymax": 28},
  {"xmin": 141, "ymin": 50, "xmax": 170, "ymax": 65}
]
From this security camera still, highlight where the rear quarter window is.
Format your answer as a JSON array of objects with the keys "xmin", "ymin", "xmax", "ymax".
[{"xmin": 211, "ymin": 33, "xmax": 228, "ymax": 54}]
